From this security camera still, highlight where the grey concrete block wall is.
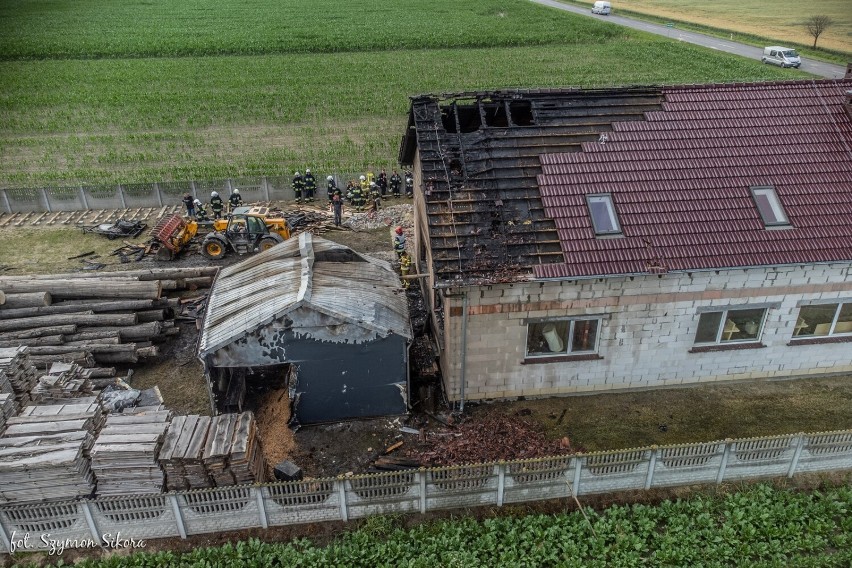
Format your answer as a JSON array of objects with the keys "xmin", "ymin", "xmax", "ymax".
[{"xmin": 441, "ymin": 263, "xmax": 852, "ymax": 402}]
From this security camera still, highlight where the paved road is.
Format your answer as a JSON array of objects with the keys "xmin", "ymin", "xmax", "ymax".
[{"xmin": 530, "ymin": 0, "xmax": 847, "ymax": 79}]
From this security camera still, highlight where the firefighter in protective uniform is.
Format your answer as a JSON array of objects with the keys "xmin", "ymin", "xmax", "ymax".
[
  {"xmin": 399, "ymin": 250, "xmax": 412, "ymax": 289},
  {"xmin": 304, "ymin": 169, "xmax": 316, "ymax": 202},
  {"xmin": 326, "ymin": 175, "xmax": 339, "ymax": 203},
  {"xmin": 228, "ymin": 188, "xmax": 242, "ymax": 211},
  {"xmin": 393, "ymin": 226, "xmax": 406, "ymax": 258},
  {"xmin": 292, "ymin": 171, "xmax": 305, "ymax": 203},
  {"xmin": 390, "ymin": 170, "xmax": 401, "ymax": 198},
  {"xmin": 210, "ymin": 191, "xmax": 224, "ymax": 219}
]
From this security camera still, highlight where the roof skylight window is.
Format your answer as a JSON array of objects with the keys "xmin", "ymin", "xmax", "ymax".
[
  {"xmin": 586, "ymin": 194, "xmax": 622, "ymax": 236},
  {"xmin": 750, "ymin": 186, "xmax": 790, "ymax": 227}
]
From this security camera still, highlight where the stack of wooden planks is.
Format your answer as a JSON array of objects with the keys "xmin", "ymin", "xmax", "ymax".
[
  {"xmin": 90, "ymin": 409, "xmax": 171, "ymax": 496},
  {"xmin": 203, "ymin": 412, "xmax": 266, "ymax": 487},
  {"xmin": 158, "ymin": 412, "xmax": 265, "ymax": 490},
  {"xmin": 30, "ymin": 361, "xmax": 93, "ymax": 403},
  {"xmin": 0, "ymin": 400, "xmax": 103, "ymax": 503},
  {"xmin": 158, "ymin": 415, "xmax": 213, "ymax": 491},
  {"xmin": 0, "ymin": 346, "xmax": 37, "ymax": 407}
]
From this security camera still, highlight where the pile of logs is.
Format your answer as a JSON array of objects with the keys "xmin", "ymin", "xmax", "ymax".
[
  {"xmin": 0, "ymin": 267, "xmax": 217, "ymax": 369},
  {"xmin": 0, "ymin": 399, "xmax": 103, "ymax": 502},
  {"xmin": 90, "ymin": 409, "xmax": 172, "ymax": 496},
  {"xmin": 159, "ymin": 412, "xmax": 265, "ymax": 491}
]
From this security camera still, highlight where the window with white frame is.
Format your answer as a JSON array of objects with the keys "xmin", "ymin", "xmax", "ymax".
[
  {"xmin": 585, "ymin": 194, "xmax": 622, "ymax": 236},
  {"xmin": 793, "ymin": 302, "xmax": 852, "ymax": 337},
  {"xmin": 694, "ymin": 308, "xmax": 767, "ymax": 344},
  {"xmin": 526, "ymin": 319, "xmax": 600, "ymax": 357},
  {"xmin": 750, "ymin": 186, "xmax": 790, "ymax": 227}
]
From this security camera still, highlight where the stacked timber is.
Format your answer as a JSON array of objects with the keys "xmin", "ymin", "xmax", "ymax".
[
  {"xmin": 203, "ymin": 412, "xmax": 266, "ymax": 487},
  {"xmin": 158, "ymin": 415, "xmax": 213, "ymax": 491},
  {"xmin": 30, "ymin": 362, "xmax": 93, "ymax": 403},
  {"xmin": 0, "ymin": 400, "xmax": 102, "ymax": 503},
  {"xmin": 90, "ymin": 410, "xmax": 171, "ymax": 495},
  {"xmin": 157, "ymin": 412, "xmax": 265, "ymax": 490},
  {"xmin": 0, "ymin": 346, "xmax": 38, "ymax": 406},
  {"xmin": 0, "ymin": 267, "xmax": 217, "ymax": 370}
]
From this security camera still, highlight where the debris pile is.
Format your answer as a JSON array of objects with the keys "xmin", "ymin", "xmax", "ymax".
[
  {"xmin": 344, "ymin": 204, "xmax": 413, "ymax": 232},
  {"xmin": 90, "ymin": 409, "xmax": 171, "ymax": 495},
  {"xmin": 82, "ymin": 218, "xmax": 147, "ymax": 240},
  {"xmin": 408, "ymin": 413, "xmax": 568, "ymax": 466},
  {"xmin": 286, "ymin": 209, "xmax": 336, "ymax": 235},
  {"xmin": 0, "ymin": 399, "xmax": 104, "ymax": 502}
]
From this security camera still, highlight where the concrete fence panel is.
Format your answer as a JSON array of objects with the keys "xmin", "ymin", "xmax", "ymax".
[
  {"xmin": 120, "ymin": 183, "xmax": 161, "ymax": 208},
  {"xmin": 89, "ymin": 494, "xmax": 180, "ymax": 541},
  {"xmin": 82, "ymin": 185, "xmax": 126, "ymax": 210},
  {"xmin": 346, "ymin": 471, "xmax": 420, "ymax": 519},
  {"xmin": 44, "ymin": 186, "xmax": 87, "ymax": 212},
  {"xmin": 4, "ymin": 188, "xmax": 45, "ymax": 213},
  {"xmin": 262, "ymin": 479, "xmax": 339, "ymax": 526},
  {"xmin": 577, "ymin": 449, "xmax": 650, "ymax": 495},
  {"xmin": 503, "ymin": 456, "xmax": 574, "ymax": 504},
  {"xmin": 0, "ymin": 501, "xmax": 92, "ymax": 552},
  {"xmin": 426, "ymin": 464, "xmax": 497, "ymax": 510},
  {"xmin": 178, "ymin": 486, "xmax": 260, "ymax": 535},
  {"xmin": 231, "ymin": 177, "xmax": 267, "ymax": 204},
  {"xmin": 651, "ymin": 442, "xmax": 726, "ymax": 488},
  {"xmin": 723, "ymin": 435, "xmax": 797, "ymax": 481},
  {"xmin": 797, "ymin": 431, "xmax": 852, "ymax": 473}
]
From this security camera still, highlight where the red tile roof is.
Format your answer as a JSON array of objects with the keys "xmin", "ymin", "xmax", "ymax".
[{"xmin": 534, "ymin": 79, "xmax": 852, "ymax": 279}]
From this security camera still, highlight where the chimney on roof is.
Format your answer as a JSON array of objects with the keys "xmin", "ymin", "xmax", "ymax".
[
  {"xmin": 844, "ymin": 90, "xmax": 852, "ymax": 122},
  {"xmin": 846, "ymin": 62, "xmax": 852, "ymax": 78}
]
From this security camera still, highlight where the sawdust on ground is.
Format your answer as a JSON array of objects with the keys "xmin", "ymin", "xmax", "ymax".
[{"xmin": 255, "ymin": 388, "xmax": 296, "ymax": 478}]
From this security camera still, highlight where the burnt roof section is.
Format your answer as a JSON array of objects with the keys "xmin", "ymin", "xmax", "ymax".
[
  {"xmin": 535, "ymin": 79, "xmax": 852, "ymax": 279},
  {"xmin": 401, "ymin": 87, "xmax": 664, "ymax": 286}
]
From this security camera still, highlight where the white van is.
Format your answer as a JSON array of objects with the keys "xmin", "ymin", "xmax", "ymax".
[
  {"xmin": 591, "ymin": 1, "xmax": 611, "ymax": 15},
  {"xmin": 761, "ymin": 46, "xmax": 801, "ymax": 68}
]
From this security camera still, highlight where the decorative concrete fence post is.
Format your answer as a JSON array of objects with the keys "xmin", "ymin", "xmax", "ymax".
[
  {"xmin": 336, "ymin": 478, "xmax": 349, "ymax": 522},
  {"xmin": 717, "ymin": 439, "xmax": 733, "ymax": 484},
  {"xmin": 168, "ymin": 494, "xmax": 188, "ymax": 539},
  {"xmin": 645, "ymin": 446, "xmax": 659, "ymax": 490},
  {"xmin": 41, "ymin": 188, "xmax": 52, "ymax": 213},
  {"xmin": 418, "ymin": 470, "xmax": 427, "ymax": 514},
  {"xmin": 80, "ymin": 502, "xmax": 103, "ymax": 546},
  {"xmin": 496, "ymin": 463, "xmax": 506, "ymax": 507},
  {"xmin": 787, "ymin": 434, "xmax": 806, "ymax": 478}
]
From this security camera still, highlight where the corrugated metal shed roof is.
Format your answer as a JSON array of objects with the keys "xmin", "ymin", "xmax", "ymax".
[
  {"xmin": 198, "ymin": 233, "xmax": 410, "ymax": 358},
  {"xmin": 534, "ymin": 79, "xmax": 852, "ymax": 279}
]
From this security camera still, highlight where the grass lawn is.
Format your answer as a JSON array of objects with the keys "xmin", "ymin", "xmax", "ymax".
[
  {"xmin": 0, "ymin": 0, "xmax": 807, "ymax": 188},
  {"xmin": 481, "ymin": 375, "xmax": 852, "ymax": 451}
]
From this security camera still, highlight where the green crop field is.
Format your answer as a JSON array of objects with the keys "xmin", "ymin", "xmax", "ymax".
[
  {"xmin": 28, "ymin": 483, "xmax": 852, "ymax": 567},
  {"xmin": 0, "ymin": 0, "xmax": 807, "ymax": 188}
]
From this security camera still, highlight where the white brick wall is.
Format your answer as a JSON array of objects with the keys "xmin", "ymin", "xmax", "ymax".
[{"xmin": 443, "ymin": 263, "xmax": 852, "ymax": 401}]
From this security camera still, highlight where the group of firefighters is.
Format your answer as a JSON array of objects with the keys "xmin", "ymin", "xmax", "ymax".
[
  {"xmin": 180, "ymin": 167, "xmax": 414, "ymax": 222},
  {"xmin": 181, "ymin": 188, "xmax": 243, "ymax": 221},
  {"xmin": 179, "ymin": 169, "xmax": 415, "ymax": 287},
  {"xmin": 294, "ymin": 168, "xmax": 415, "ymax": 211}
]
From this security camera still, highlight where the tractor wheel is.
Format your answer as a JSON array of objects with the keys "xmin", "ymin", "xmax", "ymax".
[
  {"xmin": 202, "ymin": 238, "xmax": 227, "ymax": 260},
  {"xmin": 258, "ymin": 237, "xmax": 280, "ymax": 252}
]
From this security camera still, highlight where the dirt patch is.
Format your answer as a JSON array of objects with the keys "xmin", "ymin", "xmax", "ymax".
[
  {"xmin": 255, "ymin": 388, "xmax": 296, "ymax": 478},
  {"xmin": 128, "ymin": 321, "xmax": 211, "ymax": 416}
]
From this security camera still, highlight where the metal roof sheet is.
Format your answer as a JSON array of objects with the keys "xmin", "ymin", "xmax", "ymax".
[{"xmin": 198, "ymin": 233, "xmax": 410, "ymax": 358}]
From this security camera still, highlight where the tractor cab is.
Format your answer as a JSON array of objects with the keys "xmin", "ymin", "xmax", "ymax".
[
  {"xmin": 201, "ymin": 213, "xmax": 284, "ymax": 259},
  {"xmin": 224, "ymin": 214, "xmax": 270, "ymax": 255}
]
